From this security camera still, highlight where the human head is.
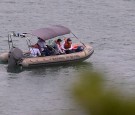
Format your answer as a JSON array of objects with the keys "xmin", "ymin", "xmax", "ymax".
[
  {"xmin": 67, "ymin": 38, "xmax": 71, "ymax": 42},
  {"xmin": 67, "ymin": 38, "xmax": 72, "ymax": 43},
  {"xmin": 32, "ymin": 44, "xmax": 39, "ymax": 48},
  {"xmin": 57, "ymin": 38, "xmax": 62, "ymax": 42}
]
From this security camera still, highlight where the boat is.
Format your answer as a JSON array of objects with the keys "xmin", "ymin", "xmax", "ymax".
[{"xmin": 0, "ymin": 25, "xmax": 94, "ymax": 68}]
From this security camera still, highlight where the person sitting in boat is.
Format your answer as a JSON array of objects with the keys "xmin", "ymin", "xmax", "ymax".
[
  {"xmin": 37, "ymin": 37, "xmax": 46, "ymax": 52},
  {"xmin": 62, "ymin": 38, "xmax": 74, "ymax": 54},
  {"xmin": 36, "ymin": 37, "xmax": 51, "ymax": 56},
  {"xmin": 51, "ymin": 38, "xmax": 65, "ymax": 54},
  {"xmin": 30, "ymin": 44, "xmax": 41, "ymax": 57}
]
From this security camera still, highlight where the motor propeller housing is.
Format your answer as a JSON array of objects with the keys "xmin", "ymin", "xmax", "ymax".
[{"xmin": 8, "ymin": 47, "xmax": 23, "ymax": 68}]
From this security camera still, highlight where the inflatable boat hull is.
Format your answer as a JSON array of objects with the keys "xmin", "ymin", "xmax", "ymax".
[{"xmin": 0, "ymin": 44, "xmax": 94, "ymax": 68}]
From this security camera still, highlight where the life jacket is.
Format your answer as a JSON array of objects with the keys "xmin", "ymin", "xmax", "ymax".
[
  {"xmin": 72, "ymin": 44, "xmax": 79, "ymax": 49},
  {"xmin": 64, "ymin": 39, "xmax": 72, "ymax": 49}
]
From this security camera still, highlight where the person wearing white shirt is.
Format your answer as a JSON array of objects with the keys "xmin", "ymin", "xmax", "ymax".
[{"xmin": 30, "ymin": 44, "xmax": 41, "ymax": 57}]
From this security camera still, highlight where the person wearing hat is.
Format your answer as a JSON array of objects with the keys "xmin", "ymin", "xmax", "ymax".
[
  {"xmin": 62, "ymin": 38, "xmax": 73, "ymax": 54},
  {"xmin": 37, "ymin": 37, "xmax": 46, "ymax": 52}
]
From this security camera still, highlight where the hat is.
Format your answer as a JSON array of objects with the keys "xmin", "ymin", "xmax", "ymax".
[
  {"xmin": 67, "ymin": 38, "xmax": 72, "ymax": 41},
  {"xmin": 38, "ymin": 37, "xmax": 45, "ymax": 42}
]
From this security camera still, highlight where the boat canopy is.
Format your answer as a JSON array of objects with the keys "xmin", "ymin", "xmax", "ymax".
[{"xmin": 31, "ymin": 25, "xmax": 71, "ymax": 40}]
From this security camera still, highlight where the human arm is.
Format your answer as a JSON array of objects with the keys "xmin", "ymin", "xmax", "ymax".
[
  {"xmin": 69, "ymin": 44, "xmax": 73, "ymax": 50},
  {"xmin": 61, "ymin": 42, "xmax": 66, "ymax": 50},
  {"xmin": 56, "ymin": 44, "xmax": 65, "ymax": 54},
  {"xmin": 37, "ymin": 49, "xmax": 41, "ymax": 56}
]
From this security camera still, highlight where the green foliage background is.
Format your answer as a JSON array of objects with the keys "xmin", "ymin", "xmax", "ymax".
[{"xmin": 72, "ymin": 71, "xmax": 135, "ymax": 115}]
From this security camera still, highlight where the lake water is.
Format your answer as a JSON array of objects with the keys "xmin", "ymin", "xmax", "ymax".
[{"xmin": 0, "ymin": 0, "xmax": 135, "ymax": 114}]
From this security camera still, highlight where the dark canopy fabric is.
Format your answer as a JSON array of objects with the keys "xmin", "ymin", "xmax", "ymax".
[{"xmin": 31, "ymin": 25, "xmax": 71, "ymax": 40}]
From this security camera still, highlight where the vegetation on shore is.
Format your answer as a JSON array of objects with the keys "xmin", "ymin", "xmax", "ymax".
[{"xmin": 72, "ymin": 71, "xmax": 135, "ymax": 115}]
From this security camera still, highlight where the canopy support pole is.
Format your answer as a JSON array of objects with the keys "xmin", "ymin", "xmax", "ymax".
[
  {"xmin": 71, "ymin": 32, "xmax": 86, "ymax": 47},
  {"xmin": 8, "ymin": 32, "xmax": 14, "ymax": 50}
]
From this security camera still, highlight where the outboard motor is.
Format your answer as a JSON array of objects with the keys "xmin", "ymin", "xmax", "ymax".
[{"xmin": 8, "ymin": 47, "xmax": 23, "ymax": 68}]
